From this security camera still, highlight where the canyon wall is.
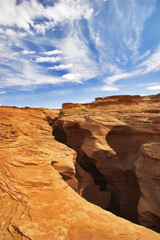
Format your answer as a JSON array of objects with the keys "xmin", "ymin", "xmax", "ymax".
[
  {"xmin": 53, "ymin": 94, "xmax": 160, "ymax": 231},
  {"xmin": 0, "ymin": 95, "xmax": 160, "ymax": 240}
]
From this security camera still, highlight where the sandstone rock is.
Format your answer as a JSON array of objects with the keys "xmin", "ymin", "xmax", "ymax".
[
  {"xmin": 135, "ymin": 142, "xmax": 160, "ymax": 231},
  {"xmin": 76, "ymin": 162, "xmax": 111, "ymax": 209},
  {"xmin": 0, "ymin": 100, "xmax": 160, "ymax": 240},
  {"xmin": 53, "ymin": 94, "xmax": 160, "ymax": 230}
]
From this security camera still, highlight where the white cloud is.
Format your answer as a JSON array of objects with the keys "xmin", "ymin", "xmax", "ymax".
[
  {"xmin": 135, "ymin": 50, "xmax": 151, "ymax": 63},
  {"xmin": 147, "ymin": 85, "xmax": 160, "ymax": 90},
  {"xmin": 41, "ymin": 50, "xmax": 63, "ymax": 55},
  {"xmin": 138, "ymin": 82, "xmax": 159, "ymax": 87},
  {"xmin": 35, "ymin": 56, "xmax": 61, "ymax": 63},
  {"xmin": 0, "ymin": 0, "xmax": 158, "ymax": 92},
  {"xmin": 82, "ymin": 84, "xmax": 119, "ymax": 93},
  {"xmin": 22, "ymin": 50, "xmax": 35, "ymax": 55},
  {"xmin": 0, "ymin": 0, "xmax": 94, "ymax": 33},
  {"xmin": 62, "ymin": 73, "xmax": 82, "ymax": 82},
  {"xmin": 105, "ymin": 45, "xmax": 160, "ymax": 84},
  {"xmin": 117, "ymin": 1, "xmax": 155, "ymax": 56},
  {"xmin": 54, "ymin": 31, "xmax": 103, "ymax": 83},
  {"xmin": 0, "ymin": 60, "xmax": 75, "ymax": 88},
  {"xmin": 105, "ymin": 71, "xmax": 140, "ymax": 84},
  {"xmin": 139, "ymin": 46, "xmax": 160, "ymax": 74},
  {"xmin": 0, "ymin": 91, "xmax": 6, "ymax": 94},
  {"xmin": 0, "ymin": 0, "xmax": 108, "ymax": 89},
  {"xmin": 88, "ymin": 0, "xmax": 156, "ymax": 66},
  {"xmin": 48, "ymin": 63, "xmax": 73, "ymax": 70},
  {"xmin": 0, "ymin": 28, "xmax": 26, "ymax": 38},
  {"xmin": 101, "ymin": 85, "xmax": 119, "ymax": 91}
]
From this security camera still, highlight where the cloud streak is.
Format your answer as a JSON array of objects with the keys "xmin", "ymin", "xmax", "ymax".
[
  {"xmin": 22, "ymin": 50, "xmax": 35, "ymax": 55},
  {"xmin": 0, "ymin": 0, "xmax": 159, "ymax": 97},
  {"xmin": 35, "ymin": 56, "xmax": 61, "ymax": 63},
  {"xmin": 147, "ymin": 85, "xmax": 160, "ymax": 90},
  {"xmin": 101, "ymin": 85, "xmax": 119, "ymax": 91},
  {"xmin": 105, "ymin": 45, "xmax": 160, "ymax": 84},
  {"xmin": 48, "ymin": 64, "xmax": 73, "ymax": 70},
  {"xmin": 41, "ymin": 50, "xmax": 63, "ymax": 55}
]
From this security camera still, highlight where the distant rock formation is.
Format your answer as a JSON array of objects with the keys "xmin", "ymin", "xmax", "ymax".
[{"xmin": 0, "ymin": 95, "xmax": 160, "ymax": 240}]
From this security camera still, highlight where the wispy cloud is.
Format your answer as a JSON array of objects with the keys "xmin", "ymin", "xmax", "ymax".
[
  {"xmin": 82, "ymin": 84, "xmax": 119, "ymax": 93},
  {"xmin": 48, "ymin": 64, "xmax": 73, "ymax": 70},
  {"xmin": 0, "ymin": 0, "xmax": 94, "ymax": 32},
  {"xmin": 88, "ymin": 0, "xmax": 156, "ymax": 67},
  {"xmin": 147, "ymin": 85, "xmax": 160, "ymax": 90},
  {"xmin": 41, "ymin": 50, "xmax": 63, "ymax": 55},
  {"xmin": 0, "ymin": 0, "xmax": 159, "ymax": 94},
  {"xmin": 138, "ymin": 82, "xmax": 159, "ymax": 87},
  {"xmin": 105, "ymin": 72, "xmax": 138, "ymax": 84},
  {"xmin": 105, "ymin": 45, "xmax": 160, "ymax": 85},
  {"xmin": 0, "ymin": 91, "xmax": 6, "ymax": 94},
  {"xmin": 135, "ymin": 50, "xmax": 151, "ymax": 63},
  {"xmin": 35, "ymin": 56, "xmax": 61, "ymax": 63},
  {"xmin": 53, "ymin": 28, "xmax": 103, "ymax": 83},
  {"xmin": 115, "ymin": 0, "xmax": 155, "ymax": 57},
  {"xmin": 139, "ymin": 45, "xmax": 160, "ymax": 74},
  {"xmin": 22, "ymin": 50, "xmax": 35, "ymax": 55},
  {"xmin": 0, "ymin": 0, "xmax": 98, "ymax": 88},
  {"xmin": 101, "ymin": 85, "xmax": 119, "ymax": 91}
]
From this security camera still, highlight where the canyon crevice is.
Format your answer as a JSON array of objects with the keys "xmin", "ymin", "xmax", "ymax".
[
  {"xmin": 53, "ymin": 94, "xmax": 160, "ymax": 231},
  {"xmin": 0, "ymin": 94, "xmax": 160, "ymax": 239}
]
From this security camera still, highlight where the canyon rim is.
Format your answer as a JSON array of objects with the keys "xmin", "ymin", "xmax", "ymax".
[{"xmin": 0, "ymin": 94, "xmax": 160, "ymax": 240}]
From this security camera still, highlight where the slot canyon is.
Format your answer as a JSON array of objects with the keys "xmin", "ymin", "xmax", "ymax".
[
  {"xmin": 0, "ymin": 94, "xmax": 160, "ymax": 240},
  {"xmin": 52, "ymin": 94, "xmax": 160, "ymax": 232},
  {"xmin": 52, "ymin": 118, "xmax": 160, "ymax": 230}
]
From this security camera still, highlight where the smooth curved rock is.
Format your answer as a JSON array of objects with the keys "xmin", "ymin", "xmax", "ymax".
[
  {"xmin": 53, "ymin": 94, "xmax": 160, "ymax": 229},
  {"xmin": 135, "ymin": 142, "xmax": 160, "ymax": 231},
  {"xmin": 1, "ymin": 105, "xmax": 160, "ymax": 239}
]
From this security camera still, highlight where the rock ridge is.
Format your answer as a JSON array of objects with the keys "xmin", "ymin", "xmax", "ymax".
[
  {"xmin": 0, "ymin": 95, "xmax": 160, "ymax": 239},
  {"xmin": 53, "ymin": 93, "xmax": 160, "ymax": 232}
]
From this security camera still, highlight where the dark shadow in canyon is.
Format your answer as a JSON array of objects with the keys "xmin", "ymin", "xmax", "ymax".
[
  {"xmin": 52, "ymin": 122, "xmax": 107, "ymax": 193},
  {"xmin": 52, "ymin": 121, "xmax": 160, "ymax": 228},
  {"xmin": 106, "ymin": 126, "xmax": 160, "ymax": 170},
  {"xmin": 106, "ymin": 125, "xmax": 160, "ymax": 225}
]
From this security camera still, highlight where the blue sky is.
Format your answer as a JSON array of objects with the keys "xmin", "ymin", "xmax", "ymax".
[{"xmin": 0, "ymin": 0, "xmax": 160, "ymax": 108}]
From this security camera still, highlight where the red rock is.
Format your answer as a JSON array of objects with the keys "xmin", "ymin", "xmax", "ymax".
[
  {"xmin": 135, "ymin": 142, "xmax": 160, "ymax": 231},
  {"xmin": 0, "ymin": 99, "xmax": 160, "ymax": 239},
  {"xmin": 54, "ymin": 94, "xmax": 160, "ymax": 230}
]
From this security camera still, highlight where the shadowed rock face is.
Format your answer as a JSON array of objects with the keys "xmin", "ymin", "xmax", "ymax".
[
  {"xmin": 135, "ymin": 142, "xmax": 160, "ymax": 232},
  {"xmin": 105, "ymin": 126, "xmax": 160, "ymax": 223},
  {"xmin": 0, "ymin": 95, "xmax": 160, "ymax": 240},
  {"xmin": 53, "ymin": 122, "xmax": 141, "ymax": 223},
  {"xmin": 53, "ymin": 94, "xmax": 160, "ymax": 231}
]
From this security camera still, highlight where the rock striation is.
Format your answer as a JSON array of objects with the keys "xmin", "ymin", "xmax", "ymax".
[
  {"xmin": 53, "ymin": 94, "xmax": 160, "ymax": 231},
  {"xmin": 0, "ymin": 96, "xmax": 160, "ymax": 240}
]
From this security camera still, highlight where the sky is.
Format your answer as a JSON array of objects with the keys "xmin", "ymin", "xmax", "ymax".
[{"xmin": 0, "ymin": 0, "xmax": 160, "ymax": 108}]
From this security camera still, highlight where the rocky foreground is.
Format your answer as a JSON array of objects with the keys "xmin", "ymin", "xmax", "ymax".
[{"xmin": 0, "ymin": 94, "xmax": 160, "ymax": 240}]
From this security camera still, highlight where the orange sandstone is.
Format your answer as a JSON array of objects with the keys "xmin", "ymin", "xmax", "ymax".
[{"xmin": 0, "ymin": 96, "xmax": 160, "ymax": 239}]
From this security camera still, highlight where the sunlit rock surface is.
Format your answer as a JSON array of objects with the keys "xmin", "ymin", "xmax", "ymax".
[
  {"xmin": 0, "ymin": 97, "xmax": 160, "ymax": 240},
  {"xmin": 54, "ymin": 94, "xmax": 160, "ymax": 232}
]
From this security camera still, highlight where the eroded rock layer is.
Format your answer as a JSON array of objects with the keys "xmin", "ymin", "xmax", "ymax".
[
  {"xmin": 53, "ymin": 94, "xmax": 160, "ymax": 231},
  {"xmin": 0, "ymin": 99, "xmax": 160, "ymax": 240}
]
